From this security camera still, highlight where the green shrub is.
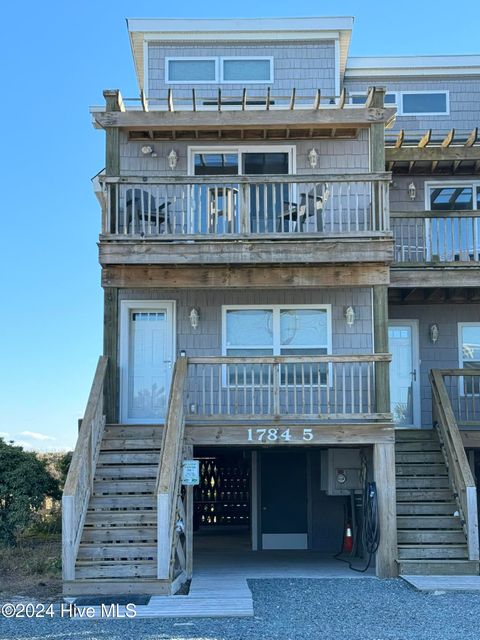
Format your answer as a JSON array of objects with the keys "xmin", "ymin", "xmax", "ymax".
[{"xmin": 0, "ymin": 439, "xmax": 61, "ymax": 546}]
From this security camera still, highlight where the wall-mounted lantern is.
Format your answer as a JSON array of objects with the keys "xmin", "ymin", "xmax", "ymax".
[
  {"xmin": 189, "ymin": 308, "xmax": 200, "ymax": 330},
  {"xmin": 308, "ymin": 148, "xmax": 318, "ymax": 169},
  {"xmin": 408, "ymin": 182, "xmax": 417, "ymax": 201},
  {"xmin": 345, "ymin": 306, "xmax": 356, "ymax": 327},
  {"xmin": 168, "ymin": 148, "xmax": 178, "ymax": 170},
  {"xmin": 429, "ymin": 323, "xmax": 439, "ymax": 344}
]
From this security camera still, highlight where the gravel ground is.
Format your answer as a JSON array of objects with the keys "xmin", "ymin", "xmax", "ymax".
[{"xmin": 1, "ymin": 578, "xmax": 480, "ymax": 640}]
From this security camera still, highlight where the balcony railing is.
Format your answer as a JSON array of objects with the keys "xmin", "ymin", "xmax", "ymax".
[
  {"xmin": 392, "ymin": 210, "xmax": 480, "ymax": 264},
  {"xmin": 101, "ymin": 174, "xmax": 390, "ymax": 239},
  {"xmin": 184, "ymin": 354, "xmax": 391, "ymax": 422}
]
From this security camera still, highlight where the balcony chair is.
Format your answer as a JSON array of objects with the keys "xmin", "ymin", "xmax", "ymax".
[
  {"xmin": 278, "ymin": 192, "xmax": 324, "ymax": 232},
  {"xmin": 125, "ymin": 189, "xmax": 172, "ymax": 235}
]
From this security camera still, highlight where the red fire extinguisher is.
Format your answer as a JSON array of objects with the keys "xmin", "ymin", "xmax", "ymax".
[{"xmin": 343, "ymin": 523, "xmax": 354, "ymax": 554}]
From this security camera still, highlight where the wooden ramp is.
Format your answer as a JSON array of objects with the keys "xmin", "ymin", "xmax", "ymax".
[{"xmin": 402, "ymin": 575, "xmax": 480, "ymax": 592}]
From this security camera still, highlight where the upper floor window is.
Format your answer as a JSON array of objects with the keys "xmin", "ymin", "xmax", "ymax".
[
  {"xmin": 349, "ymin": 90, "xmax": 449, "ymax": 115},
  {"xmin": 400, "ymin": 91, "xmax": 449, "ymax": 116},
  {"xmin": 165, "ymin": 56, "xmax": 274, "ymax": 84}
]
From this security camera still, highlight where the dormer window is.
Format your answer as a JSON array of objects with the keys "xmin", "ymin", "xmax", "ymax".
[{"xmin": 165, "ymin": 56, "xmax": 274, "ymax": 84}]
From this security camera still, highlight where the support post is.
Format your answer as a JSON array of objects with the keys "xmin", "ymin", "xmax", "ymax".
[
  {"xmin": 184, "ymin": 444, "xmax": 194, "ymax": 579},
  {"xmin": 373, "ymin": 442, "xmax": 398, "ymax": 577},
  {"xmin": 103, "ymin": 89, "xmax": 124, "ymax": 176},
  {"xmin": 103, "ymin": 287, "xmax": 118, "ymax": 423},
  {"xmin": 368, "ymin": 87, "xmax": 386, "ymax": 230},
  {"xmin": 373, "ymin": 285, "xmax": 390, "ymax": 414}
]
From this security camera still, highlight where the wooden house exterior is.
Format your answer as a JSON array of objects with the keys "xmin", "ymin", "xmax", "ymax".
[{"xmin": 62, "ymin": 17, "xmax": 480, "ymax": 596}]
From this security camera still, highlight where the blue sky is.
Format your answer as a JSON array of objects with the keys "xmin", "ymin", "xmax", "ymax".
[{"xmin": 1, "ymin": 0, "xmax": 479, "ymax": 451}]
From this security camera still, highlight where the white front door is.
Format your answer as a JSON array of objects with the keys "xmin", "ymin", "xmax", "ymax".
[
  {"xmin": 120, "ymin": 301, "xmax": 175, "ymax": 424},
  {"xmin": 388, "ymin": 320, "xmax": 421, "ymax": 428}
]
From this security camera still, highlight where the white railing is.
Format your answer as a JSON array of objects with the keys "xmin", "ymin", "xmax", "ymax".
[
  {"xmin": 62, "ymin": 356, "xmax": 108, "ymax": 581},
  {"xmin": 392, "ymin": 211, "xmax": 480, "ymax": 263},
  {"xmin": 185, "ymin": 355, "xmax": 391, "ymax": 421},
  {"xmin": 431, "ymin": 369, "xmax": 479, "ymax": 561},
  {"xmin": 102, "ymin": 174, "xmax": 390, "ymax": 238}
]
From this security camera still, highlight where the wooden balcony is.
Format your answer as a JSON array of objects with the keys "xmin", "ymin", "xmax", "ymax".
[
  {"xmin": 98, "ymin": 173, "xmax": 393, "ymax": 272},
  {"xmin": 391, "ymin": 210, "xmax": 480, "ymax": 288},
  {"xmin": 182, "ymin": 354, "xmax": 393, "ymax": 446}
]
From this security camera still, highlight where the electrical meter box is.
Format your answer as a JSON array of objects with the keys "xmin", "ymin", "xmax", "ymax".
[{"xmin": 321, "ymin": 448, "xmax": 363, "ymax": 496}]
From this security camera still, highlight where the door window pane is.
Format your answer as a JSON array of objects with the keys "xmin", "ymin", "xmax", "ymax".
[
  {"xmin": 194, "ymin": 153, "xmax": 238, "ymax": 176},
  {"xmin": 167, "ymin": 59, "xmax": 216, "ymax": 82},
  {"xmin": 402, "ymin": 92, "xmax": 448, "ymax": 114},
  {"xmin": 430, "ymin": 186, "xmax": 473, "ymax": 211},
  {"xmin": 223, "ymin": 59, "xmax": 271, "ymax": 82},
  {"xmin": 243, "ymin": 153, "xmax": 289, "ymax": 175}
]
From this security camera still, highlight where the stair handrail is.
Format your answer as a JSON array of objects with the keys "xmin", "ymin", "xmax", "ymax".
[
  {"xmin": 156, "ymin": 354, "xmax": 189, "ymax": 580},
  {"xmin": 430, "ymin": 369, "xmax": 479, "ymax": 561},
  {"xmin": 62, "ymin": 356, "xmax": 108, "ymax": 580}
]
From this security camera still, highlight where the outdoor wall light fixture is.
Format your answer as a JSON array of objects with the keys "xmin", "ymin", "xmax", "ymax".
[
  {"xmin": 189, "ymin": 308, "xmax": 200, "ymax": 330},
  {"xmin": 429, "ymin": 323, "xmax": 439, "ymax": 344},
  {"xmin": 345, "ymin": 306, "xmax": 356, "ymax": 327},
  {"xmin": 308, "ymin": 148, "xmax": 318, "ymax": 169},
  {"xmin": 141, "ymin": 145, "xmax": 155, "ymax": 155},
  {"xmin": 168, "ymin": 148, "xmax": 178, "ymax": 170},
  {"xmin": 408, "ymin": 182, "xmax": 417, "ymax": 200}
]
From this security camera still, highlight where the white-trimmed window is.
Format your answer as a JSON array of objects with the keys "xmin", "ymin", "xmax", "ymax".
[
  {"xmin": 400, "ymin": 91, "xmax": 449, "ymax": 116},
  {"xmin": 349, "ymin": 92, "xmax": 397, "ymax": 106},
  {"xmin": 166, "ymin": 58, "xmax": 218, "ymax": 83},
  {"xmin": 222, "ymin": 305, "xmax": 332, "ymax": 384},
  {"xmin": 349, "ymin": 90, "xmax": 449, "ymax": 115},
  {"xmin": 458, "ymin": 323, "xmax": 480, "ymax": 394},
  {"xmin": 221, "ymin": 57, "xmax": 273, "ymax": 83},
  {"xmin": 165, "ymin": 56, "xmax": 273, "ymax": 84}
]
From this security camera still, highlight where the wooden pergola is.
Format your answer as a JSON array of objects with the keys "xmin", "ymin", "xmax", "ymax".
[
  {"xmin": 385, "ymin": 127, "xmax": 480, "ymax": 174},
  {"xmin": 94, "ymin": 87, "xmax": 395, "ymax": 142}
]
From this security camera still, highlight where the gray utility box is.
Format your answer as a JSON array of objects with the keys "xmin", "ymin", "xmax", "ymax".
[{"xmin": 321, "ymin": 448, "xmax": 363, "ymax": 496}]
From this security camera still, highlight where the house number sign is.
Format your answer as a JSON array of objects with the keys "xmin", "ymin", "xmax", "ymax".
[{"xmin": 247, "ymin": 428, "xmax": 314, "ymax": 442}]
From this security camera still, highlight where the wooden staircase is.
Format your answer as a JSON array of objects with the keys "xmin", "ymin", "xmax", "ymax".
[
  {"xmin": 63, "ymin": 355, "xmax": 191, "ymax": 596},
  {"xmin": 71, "ymin": 424, "xmax": 164, "ymax": 594},
  {"xmin": 396, "ymin": 429, "xmax": 479, "ymax": 576}
]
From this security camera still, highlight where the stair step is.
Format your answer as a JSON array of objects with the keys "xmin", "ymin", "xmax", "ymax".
[
  {"xmin": 75, "ymin": 560, "xmax": 157, "ymax": 579},
  {"xmin": 101, "ymin": 439, "xmax": 162, "ymax": 451},
  {"xmin": 93, "ymin": 479, "xmax": 156, "ymax": 494},
  {"xmin": 94, "ymin": 465, "xmax": 157, "ymax": 479},
  {"xmin": 397, "ymin": 560, "xmax": 479, "ymax": 576},
  {"xmin": 63, "ymin": 578, "xmax": 171, "ymax": 596},
  {"xmin": 104, "ymin": 424, "xmax": 164, "ymax": 439},
  {"xmin": 85, "ymin": 511, "xmax": 157, "ymax": 526},
  {"xmin": 397, "ymin": 515, "xmax": 463, "ymax": 529},
  {"xmin": 395, "ymin": 441, "xmax": 441, "ymax": 452},
  {"xmin": 398, "ymin": 545, "xmax": 469, "ymax": 560},
  {"xmin": 396, "ymin": 464, "xmax": 447, "ymax": 476},
  {"xmin": 397, "ymin": 489, "xmax": 455, "ymax": 502},
  {"xmin": 89, "ymin": 495, "xmax": 155, "ymax": 509},
  {"xmin": 395, "ymin": 430, "xmax": 437, "ymax": 441},
  {"xmin": 97, "ymin": 452, "xmax": 160, "ymax": 465},
  {"xmin": 78, "ymin": 543, "xmax": 157, "ymax": 561},
  {"xmin": 81, "ymin": 526, "xmax": 157, "ymax": 544},
  {"xmin": 397, "ymin": 530, "xmax": 467, "ymax": 544},
  {"xmin": 395, "ymin": 452, "xmax": 444, "ymax": 463},
  {"xmin": 396, "ymin": 502, "xmax": 458, "ymax": 516},
  {"xmin": 396, "ymin": 476, "xmax": 450, "ymax": 489}
]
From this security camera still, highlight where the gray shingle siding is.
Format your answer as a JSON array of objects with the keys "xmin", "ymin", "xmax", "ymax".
[
  {"xmin": 345, "ymin": 76, "xmax": 480, "ymax": 132},
  {"xmin": 147, "ymin": 41, "xmax": 337, "ymax": 98}
]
